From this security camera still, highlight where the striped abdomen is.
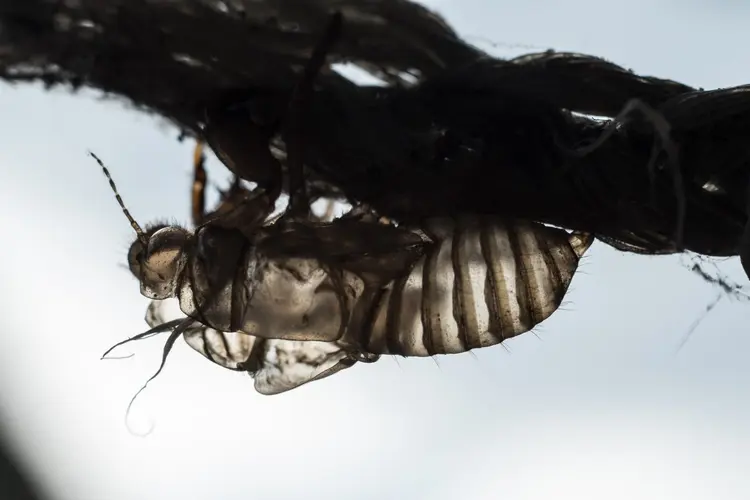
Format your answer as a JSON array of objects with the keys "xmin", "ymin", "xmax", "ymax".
[{"xmin": 354, "ymin": 217, "xmax": 592, "ymax": 356}]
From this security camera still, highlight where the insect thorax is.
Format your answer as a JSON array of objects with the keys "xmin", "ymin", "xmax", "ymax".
[
  {"xmin": 177, "ymin": 223, "xmax": 368, "ymax": 342},
  {"xmin": 176, "ymin": 224, "xmax": 255, "ymax": 332}
]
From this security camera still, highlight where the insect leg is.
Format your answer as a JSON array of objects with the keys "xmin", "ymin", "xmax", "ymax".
[
  {"xmin": 227, "ymin": 173, "xmax": 242, "ymax": 194},
  {"xmin": 191, "ymin": 140, "xmax": 207, "ymax": 227},
  {"xmin": 282, "ymin": 12, "xmax": 344, "ymax": 218}
]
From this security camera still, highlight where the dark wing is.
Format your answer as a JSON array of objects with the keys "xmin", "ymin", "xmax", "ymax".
[
  {"xmin": 145, "ymin": 299, "xmax": 359, "ymax": 395},
  {"xmin": 198, "ymin": 186, "xmax": 278, "ymax": 241},
  {"xmin": 202, "ymin": 101, "xmax": 283, "ymax": 194},
  {"xmin": 257, "ymin": 217, "xmax": 431, "ymax": 286}
]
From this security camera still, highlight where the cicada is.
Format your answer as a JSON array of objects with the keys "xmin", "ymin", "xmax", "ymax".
[
  {"xmin": 132, "ymin": 208, "xmax": 590, "ymax": 356},
  {"xmin": 95, "ymin": 138, "xmax": 592, "ymax": 396}
]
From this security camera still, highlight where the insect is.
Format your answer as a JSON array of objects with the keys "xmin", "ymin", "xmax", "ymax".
[
  {"xmin": 97, "ymin": 137, "xmax": 592, "ymax": 399},
  {"xmin": 97, "ymin": 153, "xmax": 365, "ymax": 430},
  {"xmin": 158, "ymin": 141, "xmax": 360, "ymax": 396}
]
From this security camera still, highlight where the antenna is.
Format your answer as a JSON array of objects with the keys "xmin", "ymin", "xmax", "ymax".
[{"xmin": 89, "ymin": 151, "xmax": 148, "ymax": 246}]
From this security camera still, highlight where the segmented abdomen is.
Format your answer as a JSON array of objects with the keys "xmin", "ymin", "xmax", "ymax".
[{"xmin": 357, "ymin": 217, "xmax": 592, "ymax": 356}]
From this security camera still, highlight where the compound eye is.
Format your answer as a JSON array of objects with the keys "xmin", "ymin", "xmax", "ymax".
[
  {"xmin": 127, "ymin": 240, "xmax": 145, "ymax": 278},
  {"xmin": 143, "ymin": 227, "xmax": 189, "ymax": 280}
]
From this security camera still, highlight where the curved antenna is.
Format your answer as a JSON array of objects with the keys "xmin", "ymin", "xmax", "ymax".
[
  {"xmin": 100, "ymin": 318, "xmax": 185, "ymax": 360},
  {"xmin": 124, "ymin": 320, "xmax": 189, "ymax": 437},
  {"xmin": 89, "ymin": 151, "xmax": 148, "ymax": 246}
]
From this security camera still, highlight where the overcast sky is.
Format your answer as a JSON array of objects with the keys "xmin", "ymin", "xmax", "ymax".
[{"xmin": 2, "ymin": 1, "xmax": 750, "ymax": 499}]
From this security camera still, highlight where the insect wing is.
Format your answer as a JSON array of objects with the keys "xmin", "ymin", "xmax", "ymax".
[
  {"xmin": 200, "ymin": 186, "xmax": 277, "ymax": 241},
  {"xmin": 258, "ymin": 217, "xmax": 429, "ymax": 285},
  {"xmin": 249, "ymin": 339, "xmax": 355, "ymax": 396},
  {"xmin": 145, "ymin": 300, "xmax": 357, "ymax": 395},
  {"xmin": 202, "ymin": 104, "xmax": 282, "ymax": 193}
]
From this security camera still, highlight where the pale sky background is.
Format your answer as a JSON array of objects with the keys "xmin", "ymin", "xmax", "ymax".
[{"xmin": 2, "ymin": 1, "xmax": 750, "ymax": 499}]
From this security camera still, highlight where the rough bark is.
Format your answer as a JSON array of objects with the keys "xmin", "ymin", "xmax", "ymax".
[{"xmin": 2, "ymin": 0, "xmax": 750, "ymax": 261}]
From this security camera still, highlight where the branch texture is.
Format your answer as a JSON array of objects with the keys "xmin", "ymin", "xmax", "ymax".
[{"xmin": 2, "ymin": 0, "xmax": 750, "ymax": 260}]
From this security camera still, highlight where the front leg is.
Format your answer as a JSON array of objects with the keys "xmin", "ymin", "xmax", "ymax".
[
  {"xmin": 191, "ymin": 140, "xmax": 207, "ymax": 227},
  {"xmin": 281, "ymin": 12, "xmax": 344, "ymax": 221}
]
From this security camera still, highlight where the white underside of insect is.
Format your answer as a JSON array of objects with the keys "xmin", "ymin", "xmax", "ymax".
[{"xmin": 144, "ymin": 298, "xmax": 354, "ymax": 395}]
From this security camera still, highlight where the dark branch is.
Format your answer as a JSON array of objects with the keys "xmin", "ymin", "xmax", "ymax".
[{"xmin": 2, "ymin": 0, "xmax": 750, "ymax": 263}]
